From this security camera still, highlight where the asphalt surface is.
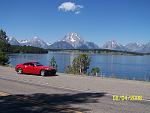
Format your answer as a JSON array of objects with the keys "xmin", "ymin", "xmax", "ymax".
[{"xmin": 0, "ymin": 66, "xmax": 150, "ymax": 113}]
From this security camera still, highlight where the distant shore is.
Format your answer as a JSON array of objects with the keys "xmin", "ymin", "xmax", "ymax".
[{"xmin": 47, "ymin": 49, "xmax": 150, "ymax": 56}]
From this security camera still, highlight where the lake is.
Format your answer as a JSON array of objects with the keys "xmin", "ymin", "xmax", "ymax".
[{"xmin": 8, "ymin": 51, "xmax": 150, "ymax": 81}]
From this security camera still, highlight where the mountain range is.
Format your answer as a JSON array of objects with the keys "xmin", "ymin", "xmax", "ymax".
[
  {"xmin": 50, "ymin": 33, "xmax": 99, "ymax": 49},
  {"xmin": 8, "ymin": 33, "xmax": 150, "ymax": 53},
  {"xmin": 8, "ymin": 36, "xmax": 49, "ymax": 49}
]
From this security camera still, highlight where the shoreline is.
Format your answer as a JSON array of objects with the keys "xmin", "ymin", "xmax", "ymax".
[
  {"xmin": 4, "ymin": 65, "xmax": 150, "ymax": 83},
  {"xmin": 1, "ymin": 65, "xmax": 150, "ymax": 84}
]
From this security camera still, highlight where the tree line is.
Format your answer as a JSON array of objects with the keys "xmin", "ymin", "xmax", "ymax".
[{"xmin": 48, "ymin": 49, "xmax": 149, "ymax": 56}]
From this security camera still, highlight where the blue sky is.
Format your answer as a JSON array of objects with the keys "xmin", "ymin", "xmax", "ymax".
[{"xmin": 0, "ymin": 0, "xmax": 150, "ymax": 45}]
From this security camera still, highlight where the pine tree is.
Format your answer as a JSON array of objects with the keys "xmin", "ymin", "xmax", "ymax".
[
  {"xmin": 0, "ymin": 50, "xmax": 9, "ymax": 65},
  {"xmin": 50, "ymin": 56, "xmax": 57, "ymax": 69},
  {"xmin": 65, "ymin": 54, "xmax": 91, "ymax": 75},
  {"xmin": 0, "ymin": 29, "xmax": 8, "ymax": 43}
]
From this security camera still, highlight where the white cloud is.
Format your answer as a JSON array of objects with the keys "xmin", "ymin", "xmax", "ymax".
[
  {"xmin": 75, "ymin": 11, "xmax": 81, "ymax": 14},
  {"xmin": 58, "ymin": 2, "xmax": 83, "ymax": 14}
]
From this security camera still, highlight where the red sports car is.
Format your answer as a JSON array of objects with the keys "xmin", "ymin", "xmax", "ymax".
[{"xmin": 15, "ymin": 62, "xmax": 56, "ymax": 76}]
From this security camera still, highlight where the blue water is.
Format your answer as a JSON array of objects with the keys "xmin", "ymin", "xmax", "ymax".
[{"xmin": 8, "ymin": 51, "xmax": 150, "ymax": 81}]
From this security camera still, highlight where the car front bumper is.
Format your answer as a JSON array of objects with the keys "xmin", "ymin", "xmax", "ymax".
[{"xmin": 45, "ymin": 69, "xmax": 56, "ymax": 75}]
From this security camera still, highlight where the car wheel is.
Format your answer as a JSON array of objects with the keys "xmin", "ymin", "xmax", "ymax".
[
  {"xmin": 40, "ymin": 70, "xmax": 45, "ymax": 76},
  {"xmin": 17, "ymin": 68, "xmax": 23, "ymax": 74},
  {"xmin": 51, "ymin": 69, "xmax": 56, "ymax": 75}
]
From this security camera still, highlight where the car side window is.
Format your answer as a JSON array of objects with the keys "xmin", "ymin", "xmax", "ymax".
[
  {"xmin": 23, "ymin": 63, "xmax": 34, "ymax": 66},
  {"xmin": 30, "ymin": 63, "xmax": 34, "ymax": 67},
  {"xmin": 27, "ymin": 63, "xmax": 33, "ymax": 66},
  {"xmin": 23, "ymin": 63, "xmax": 28, "ymax": 66}
]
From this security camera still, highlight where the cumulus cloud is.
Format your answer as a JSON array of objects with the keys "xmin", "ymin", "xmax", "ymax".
[{"xmin": 58, "ymin": 2, "xmax": 83, "ymax": 14}]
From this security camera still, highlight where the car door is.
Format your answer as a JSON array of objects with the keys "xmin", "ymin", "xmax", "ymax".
[
  {"xmin": 32, "ymin": 63, "xmax": 40, "ymax": 74},
  {"xmin": 23, "ymin": 63, "xmax": 30, "ymax": 73},
  {"xmin": 24, "ymin": 63, "xmax": 34, "ymax": 74},
  {"xmin": 27, "ymin": 63, "xmax": 35, "ymax": 74}
]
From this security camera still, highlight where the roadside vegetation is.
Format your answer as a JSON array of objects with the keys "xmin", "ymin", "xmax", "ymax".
[
  {"xmin": 91, "ymin": 67, "xmax": 100, "ymax": 76},
  {"xmin": 65, "ymin": 54, "xmax": 90, "ymax": 75},
  {"xmin": 0, "ymin": 50, "xmax": 9, "ymax": 65},
  {"xmin": 50, "ymin": 56, "xmax": 57, "ymax": 70},
  {"xmin": 0, "ymin": 29, "xmax": 9, "ymax": 65},
  {"xmin": 65, "ymin": 54, "xmax": 101, "ymax": 76}
]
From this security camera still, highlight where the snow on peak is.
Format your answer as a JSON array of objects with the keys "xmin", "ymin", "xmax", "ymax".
[
  {"xmin": 33, "ymin": 36, "xmax": 38, "ymax": 39},
  {"xmin": 103, "ymin": 40, "xmax": 125, "ymax": 50},
  {"xmin": 69, "ymin": 33, "xmax": 77, "ymax": 42},
  {"xmin": 18, "ymin": 39, "xmax": 29, "ymax": 43},
  {"xmin": 16, "ymin": 37, "xmax": 50, "ymax": 49},
  {"xmin": 135, "ymin": 42, "xmax": 143, "ymax": 47},
  {"xmin": 31, "ymin": 36, "xmax": 42, "ymax": 41},
  {"xmin": 8, "ymin": 36, "xmax": 15, "ymax": 40},
  {"xmin": 8, "ymin": 37, "xmax": 20, "ymax": 45},
  {"xmin": 62, "ymin": 33, "xmax": 82, "ymax": 42},
  {"xmin": 61, "ymin": 32, "xmax": 84, "ymax": 48},
  {"xmin": 109, "ymin": 40, "xmax": 119, "ymax": 45}
]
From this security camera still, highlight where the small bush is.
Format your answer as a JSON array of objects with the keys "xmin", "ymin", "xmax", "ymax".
[{"xmin": 91, "ymin": 67, "xmax": 100, "ymax": 76}]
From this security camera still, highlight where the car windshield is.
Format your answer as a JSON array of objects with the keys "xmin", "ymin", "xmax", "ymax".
[{"xmin": 34, "ymin": 62, "xmax": 43, "ymax": 66}]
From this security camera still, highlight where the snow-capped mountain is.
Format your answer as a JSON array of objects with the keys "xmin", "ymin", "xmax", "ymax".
[
  {"xmin": 102, "ymin": 40, "xmax": 125, "ymax": 51},
  {"xmin": 125, "ymin": 42, "xmax": 144, "ymax": 52},
  {"xmin": 52, "ymin": 32, "xmax": 99, "ymax": 49},
  {"xmin": 62, "ymin": 33, "xmax": 84, "ymax": 48},
  {"xmin": 46, "ymin": 42, "xmax": 52, "ymax": 46},
  {"xmin": 8, "ymin": 37, "xmax": 49, "ymax": 49},
  {"xmin": 50, "ymin": 41, "xmax": 74, "ymax": 49},
  {"xmin": 85, "ymin": 42, "xmax": 99, "ymax": 49},
  {"xmin": 139, "ymin": 42, "xmax": 150, "ymax": 53},
  {"xmin": 7, "ymin": 35, "xmax": 150, "ymax": 53},
  {"xmin": 18, "ymin": 37, "xmax": 49, "ymax": 49},
  {"xmin": 102, "ymin": 41, "xmax": 150, "ymax": 53},
  {"xmin": 58, "ymin": 33, "xmax": 99, "ymax": 49},
  {"xmin": 8, "ymin": 37, "xmax": 20, "ymax": 46},
  {"xmin": 18, "ymin": 39, "xmax": 30, "ymax": 46},
  {"xmin": 29, "ymin": 37, "xmax": 49, "ymax": 49}
]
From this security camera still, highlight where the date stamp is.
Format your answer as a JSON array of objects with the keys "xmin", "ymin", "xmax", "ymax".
[{"xmin": 112, "ymin": 95, "xmax": 143, "ymax": 101}]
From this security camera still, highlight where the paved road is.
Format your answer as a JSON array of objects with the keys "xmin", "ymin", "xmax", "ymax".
[{"xmin": 0, "ymin": 66, "xmax": 150, "ymax": 113}]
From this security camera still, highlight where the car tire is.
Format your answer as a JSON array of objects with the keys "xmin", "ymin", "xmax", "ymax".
[
  {"xmin": 40, "ymin": 70, "xmax": 45, "ymax": 76},
  {"xmin": 17, "ymin": 68, "xmax": 23, "ymax": 74},
  {"xmin": 50, "ymin": 70, "xmax": 56, "ymax": 75}
]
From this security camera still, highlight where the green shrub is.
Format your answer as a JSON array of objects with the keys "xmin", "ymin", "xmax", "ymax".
[{"xmin": 91, "ymin": 67, "xmax": 100, "ymax": 76}]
